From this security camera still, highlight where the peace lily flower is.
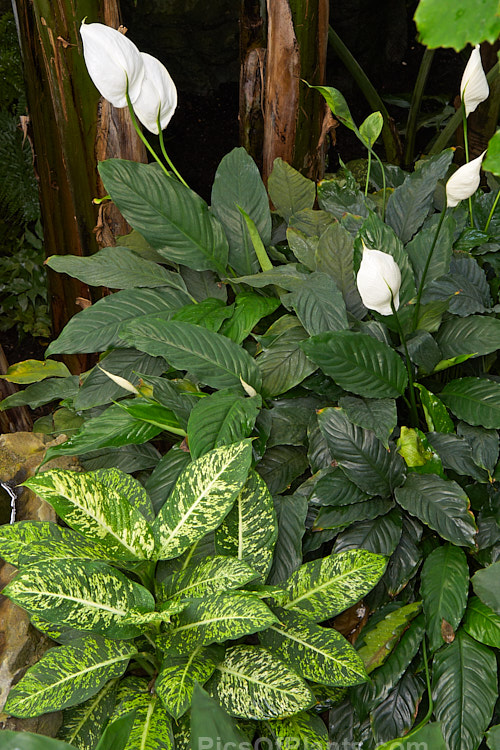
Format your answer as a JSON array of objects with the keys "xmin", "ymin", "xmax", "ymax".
[
  {"xmin": 80, "ymin": 20, "xmax": 145, "ymax": 108},
  {"xmin": 132, "ymin": 52, "xmax": 177, "ymax": 134},
  {"xmin": 445, "ymin": 151, "xmax": 486, "ymax": 208},
  {"xmin": 460, "ymin": 45, "xmax": 489, "ymax": 117},
  {"xmin": 356, "ymin": 245, "xmax": 401, "ymax": 316}
]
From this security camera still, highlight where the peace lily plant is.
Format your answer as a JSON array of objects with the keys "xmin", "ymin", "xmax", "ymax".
[{"xmin": 2, "ymin": 24, "xmax": 500, "ymax": 750}]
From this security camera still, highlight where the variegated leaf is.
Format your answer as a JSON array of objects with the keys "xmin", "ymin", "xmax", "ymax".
[
  {"xmin": 58, "ymin": 678, "xmax": 119, "ymax": 750},
  {"xmin": 5, "ymin": 635, "xmax": 136, "ymax": 717},
  {"xmin": 259, "ymin": 608, "xmax": 368, "ymax": 686},
  {"xmin": 19, "ymin": 528, "xmax": 111, "ymax": 566},
  {"xmin": 158, "ymin": 591, "xmax": 278, "ymax": 653},
  {"xmin": 214, "ymin": 470, "xmax": 278, "ymax": 579},
  {"xmin": 172, "ymin": 712, "xmax": 190, "ymax": 750},
  {"xmin": 153, "ymin": 441, "xmax": 252, "ymax": 560},
  {"xmin": 208, "ymin": 645, "xmax": 315, "ymax": 719},
  {"xmin": 120, "ymin": 602, "xmax": 187, "ymax": 626},
  {"xmin": 274, "ymin": 549, "xmax": 387, "ymax": 621},
  {"xmin": 0, "ymin": 521, "xmax": 63, "ymax": 566},
  {"xmin": 93, "ymin": 468, "xmax": 155, "ymax": 524},
  {"xmin": 158, "ymin": 555, "xmax": 258, "ymax": 603},
  {"xmin": 112, "ymin": 676, "xmax": 174, "ymax": 750},
  {"xmin": 4, "ymin": 560, "xmax": 154, "ymax": 639},
  {"xmin": 24, "ymin": 469, "xmax": 155, "ymax": 561},
  {"xmin": 156, "ymin": 645, "xmax": 223, "ymax": 719},
  {"xmin": 266, "ymin": 711, "xmax": 329, "ymax": 750}
]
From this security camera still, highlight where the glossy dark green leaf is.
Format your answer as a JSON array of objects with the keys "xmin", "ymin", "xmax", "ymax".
[
  {"xmin": 220, "ymin": 292, "xmax": 280, "ymax": 344},
  {"xmin": 191, "ymin": 683, "xmax": 248, "ymax": 749},
  {"xmin": 406, "ymin": 212, "xmax": 454, "ymax": 287},
  {"xmin": 268, "ymin": 158, "xmax": 316, "ymax": 222},
  {"xmin": 432, "ymin": 630, "xmax": 497, "ymax": 750},
  {"xmin": 282, "ymin": 271, "xmax": 348, "ymax": 336},
  {"xmin": 314, "ymin": 497, "xmax": 394, "ymax": 530},
  {"xmin": 0, "ymin": 376, "xmax": 79, "ymax": 411},
  {"xmin": 332, "ymin": 509, "xmax": 403, "ymax": 556},
  {"xmin": 384, "ymin": 516, "xmax": 422, "ymax": 596},
  {"xmin": 375, "ymin": 722, "xmax": 447, "ymax": 750},
  {"xmin": 310, "ymin": 468, "xmax": 370, "ymax": 507},
  {"xmin": 458, "ymin": 422, "xmax": 499, "ymax": 475},
  {"xmin": 139, "ymin": 375, "xmax": 199, "ymax": 430},
  {"xmin": 436, "ymin": 316, "xmax": 500, "ymax": 359},
  {"xmin": 356, "ymin": 602, "xmax": 421, "ymax": 673},
  {"xmin": 427, "ymin": 432, "xmax": 488, "ymax": 483},
  {"xmin": 440, "ymin": 377, "xmax": 500, "ymax": 430},
  {"xmin": 421, "ymin": 545, "xmax": 469, "ymax": 652},
  {"xmin": 99, "ymin": 160, "xmax": 228, "ymax": 273},
  {"xmin": 179, "ymin": 266, "xmax": 227, "ymax": 301},
  {"xmin": 2, "ymin": 733, "xmax": 77, "ymax": 750},
  {"xmin": 317, "ymin": 179, "xmax": 370, "ymax": 219},
  {"xmin": 267, "ymin": 397, "xmax": 320, "ymax": 449},
  {"xmin": 315, "ymin": 222, "xmax": 365, "ymax": 317},
  {"xmin": 145, "ymin": 445, "xmax": 191, "ymax": 515},
  {"xmin": 395, "ymin": 473, "xmax": 477, "ymax": 547},
  {"xmin": 371, "ymin": 671, "xmax": 425, "ymax": 745},
  {"xmin": 472, "ymin": 562, "xmax": 500, "ymax": 614},
  {"xmin": 257, "ymin": 316, "xmax": 317, "ymax": 397},
  {"xmin": 172, "ymin": 297, "xmax": 232, "ymax": 332},
  {"xmin": 339, "ymin": 395, "xmax": 397, "ymax": 449},
  {"xmin": 187, "ymin": 390, "xmax": 260, "ymax": 459},
  {"xmin": 416, "ymin": 384, "xmax": 454, "ymax": 433},
  {"xmin": 463, "ymin": 596, "xmax": 500, "ymax": 648},
  {"xmin": 267, "ymin": 493, "xmax": 308, "ymax": 585},
  {"xmin": 256, "ymin": 445, "xmax": 308, "ymax": 495}
]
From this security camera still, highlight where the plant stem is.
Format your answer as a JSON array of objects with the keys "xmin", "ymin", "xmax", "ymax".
[
  {"xmin": 406, "ymin": 638, "xmax": 433, "ymax": 738},
  {"xmin": 365, "ymin": 150, "xmax": 372, "ymax": 197},
  {"xmin": 125, "ymin": 91, "xmax": 170, "ymax": 179},
  {"xmin": 412, "ymin": 208, "xmax": 447, "ymax": 330},
  {"xmin": 157, "ymin": 116, "xmax": 190, "ymax": 189},
  {"xmin": 391, "ymin": 300, "xmax": 419, "ymax": 428},
  {"xmin": 484, "ymin": 190, "xmax": 500, "ymax": 233},
  {"xmin": 461, "ymin": 102, "xmax": 474, "ymax": 227},
  {"xmin": 370, "ymin": 148, "xmax": 387, "ymax": 220},
  {"xmin": 403, "ymin": 49, "xmax": 435, "ymax": 168}
]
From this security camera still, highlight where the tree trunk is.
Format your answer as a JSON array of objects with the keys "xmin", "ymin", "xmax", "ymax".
[{"xmin": 12, "ymin": 0, "xmax": 146, "ymax": 373}]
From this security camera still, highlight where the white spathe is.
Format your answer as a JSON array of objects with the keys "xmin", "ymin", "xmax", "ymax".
[
  {"xmin": 445, "ymin": 151, "xmax": 486, "ymax": 208},
  {"xmin": 131, "ymin": 53, "xmax": 177, "ymax": 134},
  {"xmin": 357, "ymin": 246, "xmax": 401, "ymax": 316},
  {"xmin": 460, "ymin": 45, "xmax": 489, "ymax": 117},
  {"xmin": 80, "ymin": 21, "xmax": 145, "ymax": 108}
]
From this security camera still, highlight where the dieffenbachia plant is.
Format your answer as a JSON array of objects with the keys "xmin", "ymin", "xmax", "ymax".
[{"xmin": 0, "ymin": 443, "xmax": 386, "ymax": 748}]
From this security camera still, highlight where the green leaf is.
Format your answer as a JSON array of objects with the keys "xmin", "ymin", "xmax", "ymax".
[
  {"xmin": 311, "ymin": 469, "xmax": 370, "ymax": 507},
  {"xmin": 1, "ymin": 733, "xmax": 77, "ymax": 750},
  {"xmin": 432, "ymin": 630, "xmax": 497, "ymax": 750},
  {"xmin": 256, "ymin": 445, "xmax": 308, "ymax": 495},
  {"xmin": 4, "ymin": 560, "xmax": 154, "ymax": 638},
  {"xmin": 139, "ymin": 375, "xmax": 199, "ymax": 430},
  {"xmin": 267, "ymin": 158, "xmax": 316, "ymax": 222},
  {"xmin": 211, "ymin": 147, "xmax": 271, "ymax": 276},
  {"xmin": 440, "ymin": 377, "xmax": 500, "ymax": 429},
  {"xmin": 0, "ymin": 376, "xmax": 79, "ymax": 411},
  {"xmin": 5, "ymin": 635, "xmax": 136, "ymax": 717},
  {"xmin": 385, "ymin": 150, "xmax": 454, "ymax": 243},
  {"xmin": 46, "ymin": 288, "xmax": 190, "ymax": 356},
  {"xmin": 370, "ymin": 671, "xmax": 426, "ymax": 745},
  {"xmin": 317, "ymin": 179, "xmax": 371, "ymax": 221},
  {"xmin": 0, "ymin": 358, "xmax": 71, "ymax": 384},
  {"xmin": 111, "ymin": 677, "xmax": 173, "ymax": 750},
  {"xmin": 171, "ymin": 297, "xmax": 233, "ymax": 333},
  {"xmin": 99, "ymin": 160, "xmax": 228, "ymax": 273},
  {"xmin": 427, "ymin": 431, "xmax": 488, "ymax": 483},
  {"xmin": 114, "ymin": 399, "xmax": 184, "ymax": 435},
  {"xmin": 376, "ymin": 723, "xmax": 447, "ymax": 750},
  {"xmin": 318, "ymin": 407, "xmax": 407, "ymax": 496},
  {"xmin": 122, "ymin": 319, "xmax": 262, "ymax": 392},
  {"xmin": 156, "ymin": 645, "xmax": 222, "ymax": 719},
  {"xmin": 487, "ymin": 724, "xmax": 500, "ymax": 750},
  {"xmin": 484, "ymin": 130, "xmax": 500, "ymax": 176},
  {"xmin": 414, "ymin": 0, "xmax": 500, "ymax": 49},
  {"xmin": 359, "ymin": 111, "xmax": 383, "ymax": 147},
  {"xmin": 259, "ymin": 607, "xmax": 368, "ymax": 686},
  {"xmin": 232, "ymin": 265, "xmax": 309, "ymax": 290},
  {"xmin": 302, "ymin": 331, "xmax": 407, "ymax": 399},
  {"xmin": 315, "ymin": 222, "xmax": 365, "ymax": 317},
  {"xmin": 282, "ymin": 272, "xmax": 348, "ymax": 336},
  {"xmin": 338, "ymin": 395, "xmax": 397, "ymax": 449},
  {"xmin": 94, "ymin": 711, "xmax": 136, "ymax": 750},
  {"xmin": 159, "ymin": 591, "xmax": 277, "ymax": 652},
  {"xmin": 275, "ymin": 549, "xmax": 386, "ymax": 621},
  {"xmin": 384, "ymin": 516, "xmax": 422, "ymax": 595},
  {"xmin": 416, "ymin": 384, "xmax": 454, "ymax": 433},
  {"xmin": 436, "ymin": 315, "xmax": 500, "ymax": 359},
  {"xmin": 220, "ymin": 292, "xmax": 280, "ymax": 345},
  {"xmin": 311, "ymin": 86, "xmax": 357, "ymax": 131},
  {"xmin": 267, "ymin": 493, "xmax": 308, "ymax": 585},
  {"xmin": 0, "ymin": 520, "xmax": 66, "ymax": 566},
  {"xmin": 395, "ymin": 473, "xmax": 477, "ymax": 547},
  {"xmin": 256, "ymin": 316, "xmax": 317, "ymax": 397},
  {"xmin": 208, "ymin": 644, "xmax": 314, "ymax": 719},
  {"xmin": 463, "ymin": 596, "xmax": 500, "ymax": 648},
  {"xmin": 191, "ymin": 683, "xmax": 249, "ymax": 748},
  {"xmin": 46, "ymin": 247, "xmax": 189, "ymax": 292},
  {"xmin": 214, "ymin": 471, "xmax": 277, "ymax": 579},
  {"xmin": 159, "ymin": 555, "xmax": 258, "ymax": 603},
  {"xmin": 266, "ymin": 712, "xmax": 328, "ymax": 750},
  {"xmin": 424, "ymin": 255, "xmax": 491, "ymax": 317},
  {"xmin": 59, "ymin": 678, "xmax": 118, "ymax": 750},
  {"xmin": 356, "ymin": 602, "xmax": 422, "ymax": 673},
  {"xmin": 179, "ymin": 266, "xmax": 227, "ymax": 301},
  {"xmin": 153, "ymin": 441, "xmax": 252, "ymax": 560},
  {"xmin": 421, "ymin": 545, "xmax": 469, "ymax": 652},
  {"xmin": 24, "ymin": 468, "xmax": 155, "ymax": 561},
  {"xmin": 472, "ymin": 562, "xmax": 500, "ymax": 614},
  {"xmin": 333, "ymin": 509, "xmax": 403, "ymax": 556},
  {"xmin": 145, "ymin": 445, "xmax": 192, "ymax": 515},
  {"xmin": 314, "ymin": 497, "xmax": 394, "ymax": 530},
  {"xmin": 458, "ymin": 422, "xmax": 499, "ymax": 475},
  {"xmin": 187, "ymin": 390, "xmax": 260, "ymax": 460},
  {"xmin": 406, "ymin": 212, "xmax": 454, "ymax": 288}
]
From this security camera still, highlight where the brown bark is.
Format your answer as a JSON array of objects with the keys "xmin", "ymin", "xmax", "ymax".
[{"xmin": 239, "ymin": 0, "xmax": 266, "ymax": 171}]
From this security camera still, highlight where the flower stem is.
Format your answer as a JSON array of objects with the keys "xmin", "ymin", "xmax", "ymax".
[
  {"xmin": 461, "ymin": 102, "xmax": 474, "ymax": 227},
  {"xmin": 391, "ymin": 300, "xmax": 419, "ymax": 428},
  {"xmin": 412, "ymin": 208, "xmax": 447, "ymax": 330},
  {"xmin": 369, "ymin": 147, "xmax": 387, "ymax": 220},
  {"xmin": 365, "ymin": 150, "xmax": 372, "ymax": 197},
  {"xmin": 403, "ymin": 48, "xmax": 435, "ymax": 169},
  {"xmin": 484, "ymin": 190, "xmax": 500, "ymax": 233},
  {"xmin": 158, "ymin": 115, "xmax": 190, "ymax": 189},
  {"xmin": 125, "ymin": 91, "xmax": 170, "ymax": 179},
  {"xmin": 405, "ymin": 638, "xmax": 433, "ymax": 739}
]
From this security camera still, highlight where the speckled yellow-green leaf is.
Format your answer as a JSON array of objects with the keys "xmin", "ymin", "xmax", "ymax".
[
  {"xmin": 58, "ymin": 677, "xmax": 119, "ymax": 749},
  {"xmin": 24, "ymin": 468, "xmax": 155, "ymax": 561},
  {"xmin": 215, "ymin": 470, "xmax": 277, "ymax": 579},
  {"xmin": 159, "ymin": 591, "xmax": 278, "ymax": 653},
  {"xmin": 259, "ymin": 608, "xmax": 368, "ymax": 686},
  {"xmin": 0, "ymin": 521, "xmax": 63, "ymax": 566},
  {"xmin": 266, "ymin": 711, "xmax": 329, "ymax": 750},
  {"xmin": 156, "ymin": 644, "xmax": 223, "ymax": 719},
  {"xmin": 158, "ymin": 555, "xmax": 258, "ymax": 604},
  {"xmin": 5, "ymin": 635, "xmax": 136, "ymax": 717},
  {"xmin": 153, "ymin": 441, "xmax": 252, "ymax": 560},
  {"xmin": 208, "ymin": 645, "xmax": 315, "ymax": 719},
  {"xmin": 19, "ymin": 528, "xmax": 111, "ymax": 567},
  {"xmin": 111, "ymin": 676, "xmax": 174, "ymax": 750},
  {"xmin": 4, "ymin": 560, "xmax": 155, "ymax": 639},
  {"xmin": 274, "ymin": 549, "xmax": 387, "ymax": 622}
]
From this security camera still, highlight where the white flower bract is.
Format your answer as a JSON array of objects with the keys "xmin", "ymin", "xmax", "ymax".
[
  {"xmin": 445, "ymin": 151, "xmax": 486, "ymax": 208},
  {"xmin": 460, "ymin": 45, "xmax": 489, "ymax": 118},
  {"xmin": 80, "ymin": 21, "xmax": 145, "ymax": 108},
  {"xmin": 356, "ymin": 246, "xmax": 401, "ymax": 316},
  {"xmin": 131, "ymin": 52, "xmax": 177, "ymax": 134}
]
